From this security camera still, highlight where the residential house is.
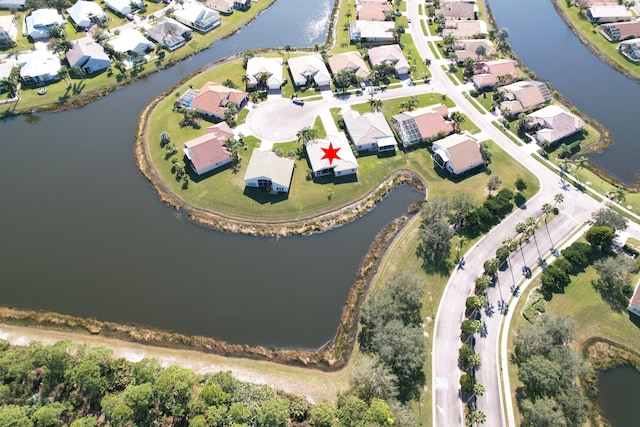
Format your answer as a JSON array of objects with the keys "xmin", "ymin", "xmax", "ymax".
[
  {"xmin": 356, "ymin": 2, "xmax": 392, "ymax": 21},
  {"xmin": 435, "ymin": 0, "xmax": 476, "ymax": 20},
  {"xmin": 454, "ymin": 39, "xmax": 495, "ymax": 63},
  {"xmin": 0, "ymin": 0, "xmax": 25, "ymax": 10},
  {"xmin": 233, "ymin": 0, "xmax": 250, "ymax": 11},
  {"xmin": 441, "ymin": 20, "xmax": 487, "ymax": 39},
  {"xmin": 499, "ymin": 80, "xmax": 553, "ymax": 115},
  {"xmin": 246, "ymin": 56, "xmax": 283, "ymax": 90},
  {"xmin": 205, "ymin": 0, "xmax": 234, "ymax": 14},
  {"xmin": 0, "ymin": 15, "xmax": 18, "ymax": 47},
  {"xmin": 328, "ymin": 51, "xmax": 370, "ymax": 81},
  {"xmin": 349, "ymin": 20, "xmax": 394, "ymax": 43},
  {"xmin": 66, "ymin": 38, "xmax": 111, "ymax": 74},
  {"xmin": 178, "ymin": 81, "xmax": 248, "ymax": 119},
  {"xmin": 25, "ymin": 8, "xmax": 64, "ymax": 40},
  {"xmin": 574, "ymin": 0, "xmax": 618, "ymax": 8},
  {"xmin": 526, "ymin": 105, "xmax": 586, "ymax": 145},
  {"xmin": 108, "ymin": 29, "xmax": 154, "ymax": 55},
  {"xmin": 368, "ymin": 44, "xmax": 410, "ymax": 76},
  {"xmin": 586, "ymin": 6, "xmax": 632, "ymax": 24},
  {"xmin": 432, "ymin": 132, "xmax": 484, "ymax": 175},
  {"xmin": 183, "ymin": 122, "xmax": 234, "ymax": 175},
  {"xmin": 287, "ymin": 54, "xmax": 331, "ymax": 87},
  {"xmin": 600, "ymin": 21, "xmax": 640, "ymax": 42},
  {"xmin": 67, "ymin": 1, "xmax": 107, "ymax": 30},
  {"xmin": 243, "ymin": 150, "xmax": 295, "ymax": 193},
  {"xmin": 391, "ymin": 104, "xmax": 454, "ymax": 147},
  {"xmin": 356, "ymin": 0, "xmax": 388, "ymax": 4},
  {"xmin": 17, "ymin": 49, "xmax": 61, "ymax": 85},
  {"xmin": 0, "ymin": 56, "xmax": 16, "ymax": 82},
  {"xmin": 628, "ymin": 280, "xmax": 640, "ymax": 318},
  {"xmin": 174, "ymin": 1, "xmax": 221, "ymax": 32},
  {"xmin": 104, "ymin": 0, "xmax": 143, "ymax": 16},
  {"xmin": 147, "ymin": 17, "xmax": 192, "ymax": 51},
  {"xmin": 472, "ymin": 58, "xmax": 518, "ymax": 89},
  {"xmin": 305, "ymin": 135, "xmax": 359, "ymax": 177},
  {"xmin": 619, "ymin": 37, "xmax": 640, "ymax": 62},
  {"xmin": 342, "ymin": 109, "xmax": 398, "ymax": 153}
]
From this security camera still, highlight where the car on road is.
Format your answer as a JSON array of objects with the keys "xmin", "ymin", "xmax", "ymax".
[
  {"xmin": 125, "ymin": 13, "xmax": 134, "ymax": 20},
  {"xmin": 292, "ymin": 97, "xmax": 304, "ymax": 106},
  {"xmin": 407, "ymin": 18, "xmax": 412, "ymax": 23},
  {"xmin": 359, "ymin": 81, "xmax": 366, "ymax": 90}
]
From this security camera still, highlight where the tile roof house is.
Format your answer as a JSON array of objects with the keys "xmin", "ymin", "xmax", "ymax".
[
  {"xmin": 0, "ymin": 15, "xmax": 18, "ymax": 47},
  {"xmin": 17, "ymin": 48, "xmax": 61, "ymax": 85},
  {"xmin": 454, "ymin": 39, "xmax": 495, "ymax": 63},
  {"xmin": 499, "ymin": 80, "xmax": 553, "ymax": 115},
  {"xmin": 392, "ymin": 104, "xmax": 454, "ymax": 147},
  {"xmin": 586, "ymin": 6, "xmax": 632, "ymax": 24},
  {"xmin": 305, "ymin": 134, "xmax": 359, "ymax": 177},
  {"xmin": 25, "ymin": 8, "xmax": 64, "ymax": 40},
  {"xmin": 618, "ymin": 37, "xmax": 640, "ymax": 62},
  {"xmin": 342, "ymin": 109, "xmax": 398, "ymax": 153},
  {"xmin": 432, "ymin": 132, "xmax": 484, "ymax": 175},
  {"xmin": 183, "ymin": 122, "xmax": 234, "ymax": 175},
  {"xmin": 367, "ymin": 44, "xmax": 410, "ymax": 76},
  {"xmin": 180, "ymin": 81, "xmax": 248, "ymax": 119},
  {"xmin": 0, "ymin": 56, "xmax": 17, "ymax": 83},
  {"xmin": 628, "ymin": 280, "xmax": 640, "ymax": 318},
  {"xmin": 104, "ymin": 0, "xmax": 143, "ymax": 16},
  {"xmin": 205, "ymin": 0, "xmax": 234, "ymax": 14},
  {"xmin": 435, "ymin": 1, "xmax": 477, "ymax": 20},
  {"xmin": 67, "ymin": 1, "xmax": 107, "ymax": 30},
  {"xmin": 246, "ymin": 56, "xmax": 283, "ymax": 90},
  {"xmin": 527, "ymin": 105, "xmax": 586, "ymax": 145},
  {"xmin": 147, "ymin": 17, "xmax": 192, "ymax": 51},
  {"xmin": 65, "ymin": 38, "xmax": 110, "ymax": 74},
  {"xmin": 287, "ymin": 54, "xmax": 331, "ymax": 87},
  {"xmin": 472, "ymin": 58, "xmax": 518, "ymax": 89},
  {"xmin": 356, "ymin": 2, "xmax": 392, "ymax": 21},
  {"xmin": 108, "ymin": 29, "xmax": 154, "ymax": 55},
  {"xmin": 244, "ymin": 150, "xmax": 295, "ymax": 193},
  {"xmin": 574, "ymin": 0, "xmax": 618, "ymax": 8},
  {"xmin": 599, "ymin": 21, "xmax": 640, "ymax": 42},
  {"xmin": 328, "ymin": 51, "xmax": 370, "ymax": 81},
  {"xmin": 441, "ymin": 20, "xmax": 486, "ymax": 39},
  {"xmin": 349, "ymin": 20, "xmax": 394, "ymax": 43},
  {"xmin": 174, "ymin": 1, "xmax": 221, "ymax": 32}
]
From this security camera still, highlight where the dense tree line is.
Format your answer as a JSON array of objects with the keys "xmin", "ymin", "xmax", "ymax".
[
  {"xmin": 0, "ymin": 339, "xmax": 409, "ymax": 427},
  {"xmin": 358, "ymin": 272, "xmax": 427, "ymax": 402},
  {"xmin": 513, "ymin": 316, "xmax": 588, "ymax": 427}
]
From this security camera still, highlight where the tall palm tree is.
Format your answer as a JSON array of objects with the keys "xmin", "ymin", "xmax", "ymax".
[
  {"xmin": 575, "ymin": 155, "xmax": 588, "ymax": 185},
  {"xmin": 296, "ymin": 126, "xmax": 317, "ymax": 145},
  {"xmin": 526, "ymin": 216, "xmax": 541, "ymax": 260},
  {"xmin": 611, "ymin": 187, "xmax": 627, "ymax": 204},
  {"xmin": 553, "ymin": 193, "xmax": 564, "ymax": 205},
  {"xmin": 450, "ymin": 111, "xmax": 465, "ymax": 133},
  {"xmin": 515, "ymin": 222, "xmax": 528, "ymax": 267},
  {"xmin": 456, "ymin": 236, "xmax": 468, "ymax": 262},
  {"xmin": 373, "ymin": 99, "xmax": 383, "ymax": 111},
  {"xmin": 542, "ymin": 203, "xmax": 555, "ymax": 251},
  {"xmin": 283, "ymin": 44, "xmax": 292, "ymax": 59},
  {"xmin": 503, "ymin": 237, "xmax": 517, "ymax": 288}
]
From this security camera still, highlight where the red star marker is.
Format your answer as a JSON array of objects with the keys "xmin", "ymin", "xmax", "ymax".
[{"xmin": 321, "ymin": 142, "xmax": 342, "ymax": 165}]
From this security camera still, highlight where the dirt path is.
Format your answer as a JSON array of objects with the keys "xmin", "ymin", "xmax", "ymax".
[{"xmin": 0, "ymin": 324, "xmax": 349, "ymax": 403}]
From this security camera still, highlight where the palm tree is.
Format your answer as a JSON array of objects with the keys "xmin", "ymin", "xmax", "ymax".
[
  {"xmin": 553, "ymin": 192, "xmax": 564, "ymax": 205},
  {"xmin": 0, "ymin": 74, "xmax": 19, "ymax": 98},
  {"xmin": 611, "ymin": 187, "xmax": 627, "ymax": 204},
  {"xmin": 257, "ymin": 71, "xmax": 269, "ymax": 91},
  {"xmin": 283, "ymin": 44, "xmax": 292, "ymax": 59},
  {"xmin": 450, "ymin": 111, "xmax": 465, "ymax": 133},
  {"xmin": 369, "ymin": 97, "xmax": 376, "ymax": 112},
  {"xmin": 503, "ymin": 237, "xmax": 517, "ymax": 287},
  {"xmin": 475, "ymin": 44, "xmax": 487, "ymax": 60},
  {"xmin": 424, "ymin": 58, "xmax": 432, "ymax": 68},
  {"xmin": 515, "ymin": 221, "xmax": 528, "ymax": 267},
  {"xmin": 527, "ymin": 216, "xmax": 541, "ymax": 261},
  {"xmin": 575, "ymin": 155, "xmax": 588, "ymax": 185},
  {"xmin": 296, "ymin": 126, "xmax": 317, "ymax": 145},
  {"xmin": 241, "ymin": 74, "xmax": 250, "ymax": 90},
  {"xmin": 542, "ymin": 203, "xmax": 555, "ymax": 251},
  {"xmin": 373, "ymin": 98, "xmax": 383, "ymax": 111},
  {"xmin": 456, "ymin": 236, "xmax": 468, "ymax": 262}
]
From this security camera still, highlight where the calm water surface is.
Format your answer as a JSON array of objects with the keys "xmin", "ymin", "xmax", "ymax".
[
  {"xmin": 597, "ymin": 365, "xmax": 640, "ymax": 426},
  {"xmin": 488, "ymin": 0, "xmax": 640, "ymax": 184},
  {"xmin": 0, "ymin": 0, "xmax": 423, "ymax": 349}
]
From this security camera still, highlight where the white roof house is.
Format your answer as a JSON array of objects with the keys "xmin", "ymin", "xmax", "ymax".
[
  {"xmin": 442, "ymin": 20, "xmax": 487, "ymax": 39},
  {"xmin": 586, "ymin": 5, "xmax": 632, "ymax": 23},
  {"xmin": 349, "ymin": 20, "xmax": 394, "ymax": 43},
  {"xmin": 104, "ymin": 0, "xmax": 142, "ymax": 16},
  {"xmin": 367, "ymin": 44, "xmax": 410, "ymax": 76},
  {"xmin": 527, "ymin": 105, "xmax": 586, "ymax": 145},
  {"xmin": 67, "ymin": 1, "xmax": 107, "ymax": 30},
  {"xmin": 174, "ymin": 1, "xmax": 221, "ymax": 32},
  {"xmin": 146, "ymin": 17, "xmax": 192, "ymax": 51},
  {"xmin": 432, "ymin": 132, "xmax": 484, "ymax": 175},
  {"xmin": 244, "ymin": 150, "xmax": 295, "ymax": 193},
  {"xmin": 66, "ymin": 38, "xmax": 110, "ymax": 74},
  {"xmin": 25, "ymin": 8, "xmax": 65, "ymax": 40},
  {"xmin": 305, "ymin": 134, "xmax": 359, "ymax": 177},
  {"xmin": 287, "ymin": 54, "xmax": 331, "ymax": 87},
  {"xmin": 18, "ymin": 49, "xmax": 61, "ymax": 85},
  {"xmin": 341, "ymin": 109, "xmax": 397, "ymax": 153},
  {"xmin": 0, "ymin": 56, "xmax": 16, "ymax": 82},
  {"xmin": 0, "ymin": 15, "xmax": 18, "ymax": 46},
  {"xmin": 246, "ymin": 56, "xmax": 283, "ymax": 90},
  {"xmin": 108, "ymin": 29, "xmax": 154, "ymax": 54},
  {"xmin": 619, "ymin": 37, "xmax": 640, "ymax": 62}
]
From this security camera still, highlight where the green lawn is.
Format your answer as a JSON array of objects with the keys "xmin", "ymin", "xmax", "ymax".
[{"xmin": 463, "ymin": 92, "xmax": 487, "ymax": 114}]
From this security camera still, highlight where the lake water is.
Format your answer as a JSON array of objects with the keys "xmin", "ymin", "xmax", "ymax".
[
  {"xmin": 488, "ymin": 0, "xmax": 640, "ymax": 185},
  {"xmin": 597, "ymin": 365, "xmax": 640, "ymax": 426}
]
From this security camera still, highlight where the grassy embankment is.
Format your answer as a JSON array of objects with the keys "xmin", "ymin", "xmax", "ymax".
[
  {"xmin": 0, "ymin": 0, "xmax": 276, "ymax": 114},
  {"xmin": 506, "ymin": 243, "xmax": 640, "ymax": 425}
]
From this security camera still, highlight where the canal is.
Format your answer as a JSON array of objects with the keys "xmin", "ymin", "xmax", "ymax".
[{"xmin": 597, "ymin": 365, "xmax": 640, "ymax": 427}]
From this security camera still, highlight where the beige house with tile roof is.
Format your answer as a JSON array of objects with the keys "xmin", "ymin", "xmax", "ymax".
[
  {"xmin": 499, "ymin": 80, "xmax": 553, "ymax": 116},
  {"xmin": 181, "ymin": 82, "xmax": 248, "ymax": 119},
  {"xmin": 527, "ymin": 105, "xmax": 586, "ymax": 145},
  {"xmin": 305, "ymin": 135, "xmax": 359, "ymax": 177},
  {"xmin": 368, "ymin": 44, "xmax": 410, "ymax": 76},
  {"xmin": 342, "ymin": 109, "xmax": 397, "ymax": 153},
  {"xmin": 392, "ymin": 104, "xmax": 454, "ymax": 147},
  {"xmin": 244, "ymin": 150, "xmax": 295, "ymax": 193},
  {"xmin": 356, "ymin": 2, "xmax": 392, "ymax": 21},
  {"xmin": 432, "ymin": 132, "xmax": 484, "ymax": 175},
  {"xmin": 435, "ymin": 1, "xmax": 476, "ymax": 20},
  {"xmin": 619, "ymin": 37, "xmax": 640, "ymax": 62},
  {"xmin": 183, "ymin": 122, "xmax": 234, "ymax": 175},
  {"xmin": 454, "ymin": 39, "xmax": 495, "ymax": 63},
  {"xmin": 328, "ymin": 51, "xmax": 370, "ymax": 81},
  {"xmin": 472, "ymin": 59, "xmax": 518, "ymax": 89},
  {"xmin": 442, "ymin": 20, "xmax": 487, "ymax": 39},
  {"xmin": 599, "ymin": 21, "xmax": 640, "ymax": 42}
]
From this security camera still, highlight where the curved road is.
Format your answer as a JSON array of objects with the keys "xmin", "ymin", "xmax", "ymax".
[{"xmin": 240, "ymin": 2, "xmax": 640, "ymax": 425}]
